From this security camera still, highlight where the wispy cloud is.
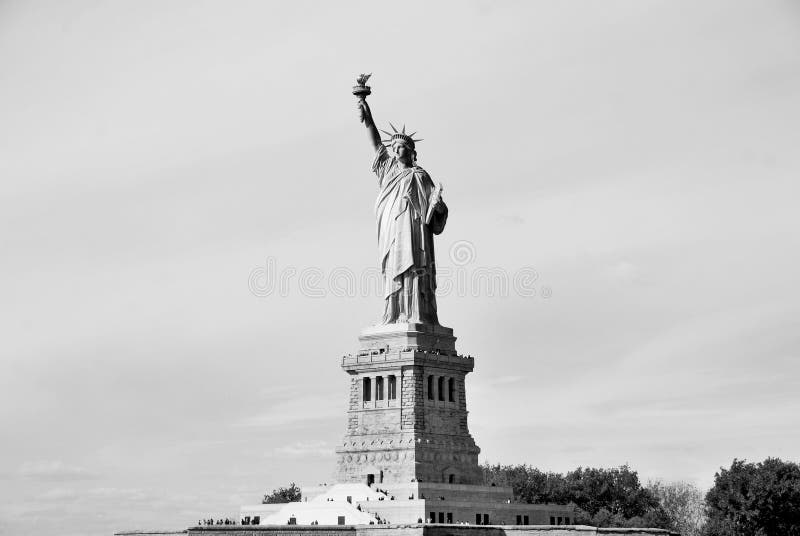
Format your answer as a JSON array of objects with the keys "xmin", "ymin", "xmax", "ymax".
[
  {"xmin": 234, "ymin": 395, "xmax": 343, "ymax": 428},
  {"xmin": 267, "ymin": 440, "xmax": 333, "ymax": 459},
  {"xmin": 38, "ymin": 486, "xmax": 156, "ymax": 503},
  {"xmin": 40, "ymin": 487, "xmax": 80, "ymax": 501},
  {"xmin": 17, "ymin": 460, "xmax": 98, "ymax": 482},
  {"xmin": 605, "ymin": 260, "xmax": 640, "ymax": 282},
  {"xmin": 487, "ymin": 375, "xmax": 525, "ymax": 386}
]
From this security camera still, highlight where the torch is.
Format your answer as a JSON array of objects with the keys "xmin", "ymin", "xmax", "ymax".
[{"xmin": 353, "ymin": 73, "xmax": 372, "ymax": 103}]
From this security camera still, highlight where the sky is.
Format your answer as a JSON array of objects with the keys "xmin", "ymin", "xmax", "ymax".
[{"xmin": 1, "ymin": 1, "xmax": 799, "ymax": 535}]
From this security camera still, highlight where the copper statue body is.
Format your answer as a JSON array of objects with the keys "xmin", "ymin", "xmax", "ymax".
[{"xmin": 354, "ymin": 75, "xmax": 448, "ymax": 325}]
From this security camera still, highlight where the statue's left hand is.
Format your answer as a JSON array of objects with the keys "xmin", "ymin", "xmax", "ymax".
[{"xmin": 430, "ymin": 183, "xmax": 444, "ymax": 210}]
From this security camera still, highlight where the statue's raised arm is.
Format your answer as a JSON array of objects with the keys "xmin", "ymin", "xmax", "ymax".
[
  {"xmin": 353, "ymin": 74, "xmax": 382, "ymax": 153},
  {"xmin": 358, "ymin": 100, "xmax": 382, "ymax": 153}
]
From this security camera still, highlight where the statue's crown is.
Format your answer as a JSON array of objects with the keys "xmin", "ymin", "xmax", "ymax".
[{"xmin": 381, "ymin": 123, "xmax": 423, "ymax": 151}]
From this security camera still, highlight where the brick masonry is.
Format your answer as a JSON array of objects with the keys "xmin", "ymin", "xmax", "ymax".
[{"xmin": 336, "ymin": 325, "xmax": 482, "ymax": 486}]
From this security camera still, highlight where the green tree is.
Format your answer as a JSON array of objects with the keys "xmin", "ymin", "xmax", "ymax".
[
  {"xmin": 648, "ymin": 480, "xmax": 706, "ymax": 536},
  {"xmin": 481, "ymin": 462, "xmax": 670, "ymax": 529},
  {"xmin": 704, "ymin": 458, "xmax": 800, "ymax": 536},
  {"xmin": 262, "ymin": 482, "xmax": 301, "ymax": 504},
  {"xmin": 481, "ymin": 463, "xmax": 566, "ymax": 504},
  {"xmin": 564, "ymin": 465, "xmax": 660, "ymax": 519}
]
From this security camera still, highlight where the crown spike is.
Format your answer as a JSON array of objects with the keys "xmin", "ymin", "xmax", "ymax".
[{"xmin": 380, "ymin": 123, "xmax": 423, "ymax": 150}]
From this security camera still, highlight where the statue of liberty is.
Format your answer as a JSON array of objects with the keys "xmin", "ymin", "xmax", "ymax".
[{"xmin": 354, "ymin": 75, "xmax": 448, "ymax": 326}]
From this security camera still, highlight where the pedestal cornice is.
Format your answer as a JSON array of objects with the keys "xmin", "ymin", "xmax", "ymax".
[{"xmin": 341, "ymin": 350, "xmax": 474, "ymax": 374}]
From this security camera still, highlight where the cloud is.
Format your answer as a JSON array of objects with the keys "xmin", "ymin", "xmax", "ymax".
[
  {"xmin": 38, "ymin": 487, "xmax": 159, "ymax": 505},
  {"xmin": 85, "ymin": 487, "xmax": 155, "ymax": 501},
  {"xmin": 17, "ymin": 461, "xmax": 98, "ymax": 481},
  {"xmin": 234, "ymin": 395, "xmax": 343, "ymax": 429},
  {"xmin": 469, "ymin": 375, "xmax": 525, "ymax": 396},
  {"xmin": 267, "ymin": 440, "xmax": 333, "ymax": 459},
  {"xmin": 606, "ymin": 260, "xmax": 640, "ymax": 282},
  {"xmin": 502, "ymin": 214, "xmax": 526, "ymax": 225},
  {"xmin": 40, "ymin": 487, "xmax": 80, "ymax": 501},
  {"xmin": 487, "ymin": 375, "xmax": 525, "ymax": 386}
]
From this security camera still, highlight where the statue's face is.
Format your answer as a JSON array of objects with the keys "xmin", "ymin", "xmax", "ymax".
[{"xmin": 393, "ymin": 142, "xmax": 415, "ymax": 164}]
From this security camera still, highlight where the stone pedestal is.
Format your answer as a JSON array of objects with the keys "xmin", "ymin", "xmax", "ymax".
[{"xmin": 336, "ymin": 323, "xmax": 482, "ymax": 486}]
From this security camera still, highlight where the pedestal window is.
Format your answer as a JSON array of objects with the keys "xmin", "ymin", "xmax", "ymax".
[
  {"xmin": 376, "ymin": 376, "xmax": 384, "ymax": 400},
  {"xmin": 363, "ymin": 377, "xmax": 372, "ymax": 402}
]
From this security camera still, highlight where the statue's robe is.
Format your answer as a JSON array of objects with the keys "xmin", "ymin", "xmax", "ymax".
[{"xmin": 372, "ymin": 145, "xmax": 448, "ymax": 325}]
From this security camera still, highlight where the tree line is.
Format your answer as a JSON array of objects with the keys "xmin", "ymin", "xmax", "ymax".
[{"xmin": 481, "ymin": 457, "xmax": 800, "ymax": 536}]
